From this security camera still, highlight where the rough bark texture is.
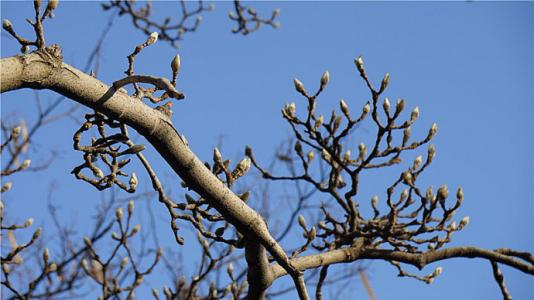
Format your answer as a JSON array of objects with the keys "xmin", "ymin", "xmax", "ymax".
[{"xmin": 0, "ymin": 45, "xmax": 295, "ymax": 298}]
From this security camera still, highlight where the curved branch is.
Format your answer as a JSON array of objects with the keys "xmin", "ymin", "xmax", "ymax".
[
  {"xmin": 270, "ymin": 245, "xmax": 534, "ymax": 280},
  {"xmin": 0, "ymin": 46, "xmax": 305, "ymax": 297}
]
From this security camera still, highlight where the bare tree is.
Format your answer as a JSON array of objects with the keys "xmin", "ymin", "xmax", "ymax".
[{"xmin": 1, "ymin": 1, "xmax": 532, "ymax": 300}]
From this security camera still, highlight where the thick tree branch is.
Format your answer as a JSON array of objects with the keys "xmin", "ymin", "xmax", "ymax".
[
  {"xmin": 0, "ymin": 45, "xmax": 305, "ymax": 298},
  {"xmin": 270, "ymin": 245, "xmax": 534, "ymax": 280}
]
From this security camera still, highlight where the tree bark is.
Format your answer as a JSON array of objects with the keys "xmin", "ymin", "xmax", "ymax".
[{"xmin": 0, "ymin": 45, "xmax": 299, "ymax": 298}]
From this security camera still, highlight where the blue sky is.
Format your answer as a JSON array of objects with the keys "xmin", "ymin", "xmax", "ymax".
[{"xmin": 1, "ymin": 1, "xmax": 533, "ymax": 299}]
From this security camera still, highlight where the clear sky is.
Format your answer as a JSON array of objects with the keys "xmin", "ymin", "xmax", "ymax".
[{"xmin": 1, "ymin": 1, "xmax": 533, "ymax": 299}]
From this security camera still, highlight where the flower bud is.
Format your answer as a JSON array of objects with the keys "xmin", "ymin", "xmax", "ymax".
[
  {"xmin": 116, "ymin": 207, "xmax": 123, "ymax": 220},
  {"xmin": 437, "ymin": 185, "xmax": 448, "ymax": 200},
  {"xmin": 383, "ymin": 98, "xmax": 391, "ymax": 113},
  {"xmin": 459, "ymin": 216, "xmax": 470, "ymax": 228},
  {"xmin": 320, "ymin": 70, "xmax": 329, "ymax": 88},
  {"xmin": 213, "ymin": 147, "xmax": 222, "ymax": 163},
  {"xmin": 308, "ymin": 226, "xmax": 316, "ymax": 240},
  {"xmin": 43, "ymin": 248, "xmax": 49, "ymax": 262},
  {"xmin": 227, "ymin": 262, "xmax": 234, "ymax": 279},
  {"xmin": 428, "ymin": 144, "xmax": 436, "ymax": 161},
  {"xmin": 362, "ymin": 102, "xmax": 371, "ymax": 115},
  {"xmin": 3, "ymin": 19, "xmax": 13, "ymax": 31},
  {"xmin": 83, "ymin": 237, "xmax": 92, "ymax": 247},
  {"xmin": 314, "ymin": 115, "xmax": 324, "ymax": 129},
  {"xmin": 402, "ymin": 171, "xmax": 413, "ymax": 185},
  {"xmin": 456, "ymin": 187, "xmax": 464, "ymax": 202},
  {"xmin": 354, "ymin": 56, "xmax": 364, "ymax": 73},
  {"xmin": 428, "ymin": 123, "xmax": 438, "ymax": 139},
  {"xmin": 413, "ymin": 155, "xmax": 423, "ymax": 170},
  {"xmin": 24, "ymin": 218, "xmax": 34, "ymax": 227},
  {"xmin": 340, "ymin": 99, "xmax": 349, "ymax": 117},
  {"xmin": 171, "ymin": 54, "xmax": 181, "ymax": 75},
  {"xmin": 396, "ymin": 98, "xmax": 405, "ymax": 113},
  {"xmin": 307, "ymin": 150, "xmax": 315, "ymax": 162},
  {"xmin": 343, "ymin": 150, "xmax": 351, "ymax": 162},
  {"xmin": 298, "ymin": 215, "xmax": 307, "ymax": 229},
  {"xmin": 127, "ymin": 200, "xmax": 134, "ymax": 215},
  {"xmin": 120, "ymin": 257, "xmax": 129, "ymax": 269},
  {"xmin": 380, "ymin": 73, "xmax": 390, "ymax": 91},
  {"xmin": 1, "ymin": 182, "xmax": 13, "ymax": 193},
  {"xmin": 129, "ymin": 172, "xmax": 138, "ymax": 188},
  {"xmin": 131, "ymin": 224, "xmax": 141, "ymax": 235},
  {"xmin": 449, "ymin": 221, "xmax": 457, "ymax": 231},
  {"xmin": 403, "ymin": 127, "xmax": 411, "ymax": 144},
  {"xmin": 152, "ymin": 288, "xmax": 160, "ymax": 299},
  {"xmin": 434, "ymin": 267, "xmax": 443, "ymax": 276},
  {"xmin": 21, "ymin": 160, "xmax": 31, "ymax": 170},
  {"xmin": 48, "ymin": 263, "xmax": 57, "ymax": 272},
  {"xmin": 371, "ymin": 195, "xmax": 378, "ymax": 207},
  {"xmin": 146, "ymin": 32, "xmax": 158, "ymax": 45},
  {"xmin": 294, "ymin": 78, "xmax": 306, "ymax": 95},
  {"xmin": 410, "ymin": 106, "xmax": 420, "ymax": 122},
  {"xmin": 358, "ymin": 143, "xmax": 367, "ymax": 161},
  {"xmin": 48, "ymin": 0, "xmax": 59, "ymax": 10}
]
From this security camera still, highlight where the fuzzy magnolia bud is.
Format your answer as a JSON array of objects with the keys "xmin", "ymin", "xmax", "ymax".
[
  {"xmin": 358, "ymin": 143, "xmax": 367, "ymax": 161},
  {"xmin": 171, "ymin": 54, "xmax": 181, "ymax": 75},
  {"xmin": 428, "ymin": 123, "xmax": 438, "ymax": 139},
  {"xmin": 43, "ymin": 248, "xmax": 50, "ymax": 262},
  {"xmin": 403, "ymin": 127, "xmax": 411, "ymax": 145},
  {"xmin": 127, "ymin": 200, "xmax": 134, "ymax": 215},
  {"xmin": 130, "ymin": 224, "xmax": 141, "ymax": 236},
  {"xmin": 340, "ymin": 99, "xmax": 349, "ymax": 117},
  {"xmin": 24, "ymin": 218, "xmax": 34, "ymax": 227},
  {"xmin": 460, "ymin": 216, "xmax": 470, "ymax": 228},
  {"xmin": 314, "ymin": 115, "xmax": 324, "ymax": 129},
  {"xmin": 320, "ymin": 70, "xmax": 330, "ymax": 88},
  {"xmin": 227, "ymin": 262, "xmax": 234, "ymax": 279},
  {"xmin": 213, "ymin": 147, "xmax": 222, "ymax": 163},
  {"xmin": 371, "ymin": 195, "xmax": 378, "ymax": 207},
  {"xmin": 307, "ymin": 150, "xmax": 315, "ymax": 162},
  {"xmin": 428, "ymin": 144, "xmax": 436, "ymax": 160},
  {"xmin": 396, "ymin": 98, "xmax": 405, "ymax": 113},
  {"xmin": 83, "ymin": 237, "xmax": 92, "ymax": 247},
  {"xmin": 413, "ymin": 155, "xmax": 423, "ymax": 170},
  {"xmin": 120, "ymin": 257, "xmax": 129, "ymax": 269},
  {"xmin": 354, "ymin": 56, "xmax": 364, "ymax": 73},
  {"xmin": 457, "ymin": 187, "xmax": 464, "ymax": 202},
  {"xmin": 294, "ymin": 78, "xmax": 306, "ymax": 95},
  {"xmin": 2, "ymin": 19, "xmax": 13, "ymax": 31},
  {"xmin": 152, "ymin": 288, "xmax": 160, "ymax": 299},
  {"xmin": 21, "ymin": 160, "xmax": 31, "ymax": 169},
  {"xmin": 402, "ymin": 171, "xmax": 413, "ymax": 185},
  {"xmin": 232, "ymin": 158, "xmax": 251, "ymax": 179},
  {"xmin": 146, "ymin": 32, "xmax": 158, "ymax": 45},
  {"xmin": 284, "ymin": 102, "xmax": 296, "ymax": 117},
  {"xmin": 434, "ymin": 267, "xmax": 443, "ymax": 276},
  {"xmin": 343, "ymin": 150, "xmax": 351, "ymax": 162},
  {"xmin": 437, "ymin": 185, "xmax": 448, "ymax": 200},
  {"xmin": 298, "ymin": 215, "xmax": 307, "ymax": 229},
  {"xmin": 308, "ymin": 226, "xmax": 316, "ymax": 241},
  {"xmin": 383, "ymin": 98, "xmax": 391, "ymax": 113},
  {"xmin": 48, "ymin": 0, "xmax": 59, "ymax": 10},
  {"xmin": 449, "ymin": 221, "xmax": 457, "ymax": 231},
  {"xmin": 410, "ymin": 106, "xmax": 420, "ymax": 122},
  {"xmin": 1, "ymin": 182, "xmax": 13, "ymax": 193},
  {"xmin": 380, "ymin": 73, "xmax": 390, "ymax": 91},
  {"xmin": 362, "ymin": 102, "xmax": 371, "ymax": 115},
  {"xmin": 116, "ymin": 207, "xmax": 123, "ymax": 220},
  {"xmin": 129, "ymin": 172, "xmax": 138, "ymax": 188}
]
